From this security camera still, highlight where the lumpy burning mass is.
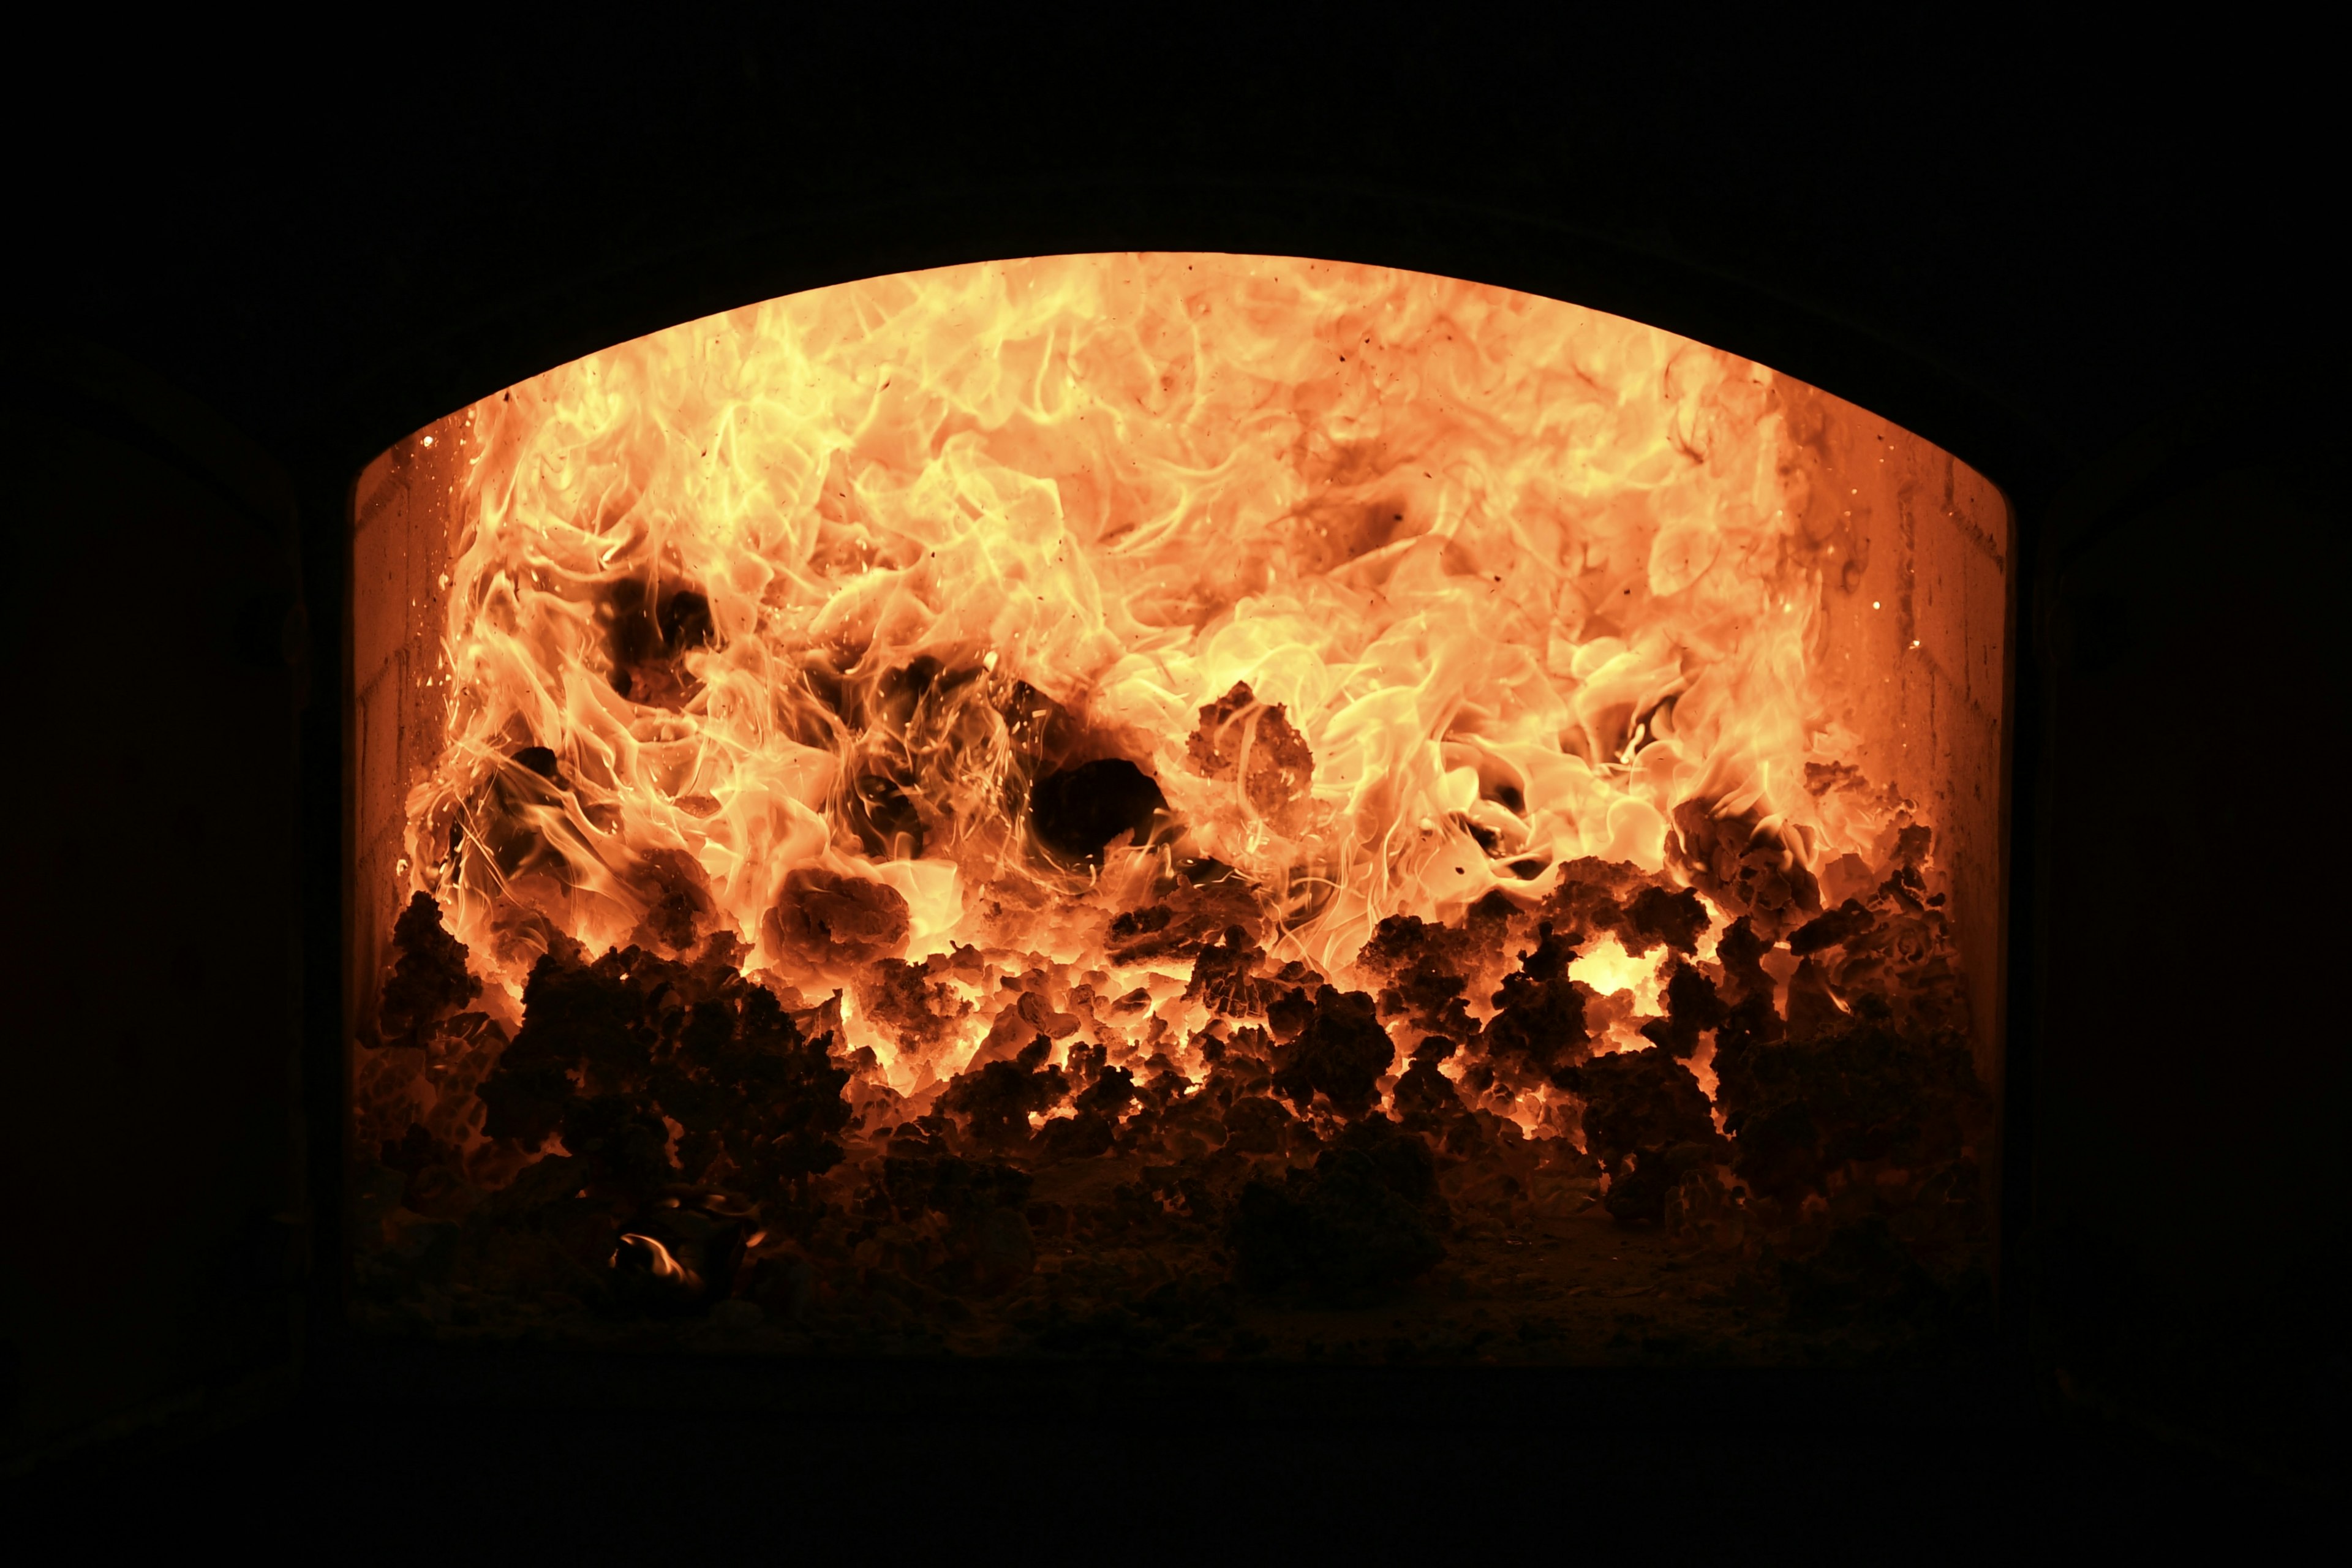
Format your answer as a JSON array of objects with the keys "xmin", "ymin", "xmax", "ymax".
[{"xmin": 353, "ymin": 255, "xmax": 1990, "ymax": 1357}]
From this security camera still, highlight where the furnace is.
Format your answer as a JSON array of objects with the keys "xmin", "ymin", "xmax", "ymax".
[{"xmin": 346, "ymin": 254, "xmax": 2010, "ymax": 1360}]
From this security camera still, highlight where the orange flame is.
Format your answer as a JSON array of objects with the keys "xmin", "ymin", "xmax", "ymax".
[
  {"xmin": 614, "ymin": 1233, "xmax": 687, "ymax": 1281},
  {"xmin": 403, "ymin": 254, "xmax": 1910, "ymax": 1093}
]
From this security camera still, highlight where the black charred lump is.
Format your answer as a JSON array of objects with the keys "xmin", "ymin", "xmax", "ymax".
[
  {"xmin": 1714, "ymin": 916, "xmax": 1776, "ymax": 1003},
  {"xmin": 475, "ymin": 937, "xmax": 852, "ymax": 1211},
  {"xmin": 1270, "ymin": 986, "xmax": 1394, "ymax": 1118},
  {"xmin": 1357, "ymin": 891, "xmax": 1515, "ymax": 977},
  {"xmin": 855, "ymin": 956, "xmax": 971, "ymax": 1057},
  {"xmin": 1219, "ymin": 1093, "xmax": 1294, "ymax": 1154},
  {"xmin": 1185, "ymin": 681, "xmax": 1316, "ymax": 820},
  {"xmin": 1638, "ymin": 957, "xmax": 1729, "ymax": 1059},
  {"xmin": 564, "ymin": 1093, "xmax": 676, "ymax": 1199},
  {"xmin": 379, "ymin": 1124, "xmax": 473, "ymax": 1219},
  {"xmin": 877, "ymin": 1149, "xmax": 1033, "ymax": 1221},
  {"xmin": 1559, "ymin": 1046, "xmax": 1720, "ymax": 1170},
  {"xmin": 1186, "ymin": 925, "xmax": 1272, "ymax": 1017},
  {"xmin": 1619, "ymin": 884, "xmax": 1708, "ymax": 955},
  {"xmin": 1392, "ymin": 1037, "xmax": 1466, "ymax": 1124},
  {"xmin": 1561, "ymin": 1046, "xmax": 1724, "ymax": 1227},
  {"xmin": 630, "ymin": 846, "xmax": 715, "ymax": 952},
  {"xmin": 1711, "ymin": 1022, "xmax": 1985, "ymax": 1207},
  {"xmin": 1072, "ymin": 1063, "xmax": 1139, "ymax": 1120},
  {"xmin": 937, "ymin": 1036, "xmax": 1070, "ymax": 1150},
  {"xmin": 763, "ymin": 867, "xmax": 910, "ymax": 968},
  {"xmin": 1599, "ymin": 1140, "xmax": 1721, "ymax": 1226},
  {"xmin": 377, "ymin": 892, "xmax": 481, "ymax": 1049},
  {"xmin": 1229, "ymin": 1118, "xmax": 1446, "ymax": 1296},
  {"xmin": 1728, "ymin": 1100, "xmax": 1824, "ymax": 1205},
  {"xmin": 1109, "ymin": 905, "xmax": 1172, "ymax": 942},
  {"xmin": 1480, "ymin": 922, "xmax": 1591, "ymax": 1077},
  {"xmin": 1785, "ymin": 956, "xmax": 1849, "ymax": 1037},
  {"xmin": 1539, "ymin": 858, "xmax": 1646, "ymax": 935},
  {"xmin": 1029, "ymin": 757, "xmax": 1168, "ymax": 861},
  {"xmin": 1355, "ymin": 908, "xmax": 1497, "ymax": 1040},
  {"xmin": 1032, "ymin": 1109, "xmax": 1116, "ymax": 1164},
  {"xmin": 1789, "ymin": 897, "xmax": 1877, "ymax": 956},
  {"xmin": 1264, "ymin": 986, "xmax": 1315, "ymax": 1041},
  {"xmin": 380, "ymin": 1121, "xmax": 452, "ymax": 1178},
  {"xmin": 1777, "ymin": 1214, "xmax": 1950, "ymax": 1332},
  {"xmin": 1664, "ymin": 801, "xmax": 1823, "ymax": 937},
  {"xmin": 1540, "ymin": 859, "xmax": 1707, "ymax": 956},
  {"xmin": 1105, "ymin": 871, "xmax": 1265, "ymax": 965},
  {"xmin": 475, "ymin": 1041, "xmax": 575, "ymax": 1153}
]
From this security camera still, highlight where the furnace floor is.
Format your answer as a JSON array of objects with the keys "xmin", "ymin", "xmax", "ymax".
[{"xmin": 355, "ymin": 1166, "xmax": 1968, "ymax": 1366}]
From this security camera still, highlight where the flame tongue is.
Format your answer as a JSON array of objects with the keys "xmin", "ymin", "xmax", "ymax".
[{"xmin": 409, "ymin": 254, "xmax": 1910, "ymax": 1091}]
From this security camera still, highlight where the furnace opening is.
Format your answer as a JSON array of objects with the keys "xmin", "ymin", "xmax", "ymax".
[{"xmin": 349, "ymin": 254, "xmax": 2008, "ymax": 1360}]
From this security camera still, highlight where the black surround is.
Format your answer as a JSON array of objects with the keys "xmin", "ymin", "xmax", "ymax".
[{"xmin": 6, "ymin": 15, "xmax": 2342, "ymax": 1537}]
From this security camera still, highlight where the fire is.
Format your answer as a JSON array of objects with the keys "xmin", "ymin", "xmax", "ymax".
[
  {"xmin": 614, "ymin": 1233, "xmax": 686, "ymax": 1281},
  {"xmin": 402, "ymin": 254, "xmax": 1905, "ymax": 1110}
]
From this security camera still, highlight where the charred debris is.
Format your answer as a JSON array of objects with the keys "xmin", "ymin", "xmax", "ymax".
[{"xmin": 352, "ymin": 829, "xmax": 1991, "ymax": 1361}]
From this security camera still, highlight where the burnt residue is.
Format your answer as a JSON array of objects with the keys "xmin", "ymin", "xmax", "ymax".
[
  {"xmin": 1355, "ymin": 894, "xmax": 1514, "ymax": 1044},
  {"xmin": 1557, "ymin": 1047, "xmax": 1724, "ymax": 1226},
  {"xmin": 1185, "ymin": 925, "xmax": 1278, "ymax": 1019},
  {"xmin": 1711, "ymin": 1017, "xmax": 1984, "ymax": 1212},
  {"xmin": 356, "ymin": 831, "xmax": 1988, "ymax": 1361},
  {"xmin": 1664, "ymin": 800, "xmax": 1823, "ymax": 938},
  {"xmin": 1539, "ymin": 859, "xmax": 1707, "ymax": 956},
  {"xmin": 1229, "ymin": 1117, "xmax": 1446, "ymax": 1297},
  {"xmin": 761, "ymin": 868, "xmax": 911, "ymax": 970},
  {"xmin": 1185, "ymin": 681, "xmax": 1316, "ymax": 824},
  {"xmin": 1270, "ymin": 986, "xmax": 1394, "ymax": 1119},
  {"xmin": 1638, "ymin": 957, "xmax": 1728, "ymax": 1058},
  {"xmin": 865, "ymin": 1150, "xmax": 1038, "ymax": 1299},
  {"xmin": 375, "ymin": 892, "xmax": 482, "ymax": 1050},
  {"xmin": 1479, "ymin": 923, "xmax": 1594, "ymax": 1080},
  {"xmin": 937, "ymin": 1037, "xmax": 1072, "ymax": 1152},
  {"xmin": 628, "ymin": 846, "xmax": 717, "ymax": 954}
]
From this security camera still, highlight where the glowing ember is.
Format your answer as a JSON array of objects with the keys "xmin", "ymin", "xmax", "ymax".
[{"xmin": 350, "ymin": 254, "xmax": 1997, "ymax": 1361}]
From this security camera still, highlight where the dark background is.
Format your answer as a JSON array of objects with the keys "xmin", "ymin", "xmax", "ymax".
[
  {"xmin": 4, "ymin": 10, "xmax": 2341, "ymax": 1537},
  {"xmin": 24, "ymin": 14, "xmax": 2334, "ymax": 489}
]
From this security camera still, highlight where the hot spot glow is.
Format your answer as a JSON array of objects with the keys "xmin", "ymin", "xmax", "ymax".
[{"xmin": 1567, "ymin": 937, "xmax": 1667, "ymax": 1016}]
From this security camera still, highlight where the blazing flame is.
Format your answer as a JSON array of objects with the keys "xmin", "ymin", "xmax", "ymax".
[{"xmin": 402, "ymin": 254, "xmax": 1909, "ymax": 1106}]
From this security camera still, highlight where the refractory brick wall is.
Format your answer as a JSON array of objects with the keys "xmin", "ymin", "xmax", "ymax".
[
  {"xmin": 1796, "ymin": 385, "xmax": 2012, "ymax": 1090},
  {"xmin": 347, "ymin": 412, "xmax": 467, "ymax": 1050}
]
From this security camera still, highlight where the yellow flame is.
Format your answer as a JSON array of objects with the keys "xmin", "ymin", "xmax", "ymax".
[
  {"xmin": 405, "ymin": 254, "xmax": 1901, "ymax": 1076},
  {"xmin": 1567, "ymin": 936, "xmax": 1668, "ymax": 1014}
]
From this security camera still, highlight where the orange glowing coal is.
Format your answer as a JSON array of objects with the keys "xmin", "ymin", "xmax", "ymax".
[{"xmin": 388, "ymin": 254, "xmax": 1942, "ymax": 1141}]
